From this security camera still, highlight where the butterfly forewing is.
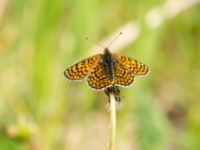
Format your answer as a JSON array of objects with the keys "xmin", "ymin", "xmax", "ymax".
[
  {"xmin": 64, "ymin": 54, "xmax": 102, "ymax": 81},
  {"xmin": 113, "ymin": 53, "xmax": 149, "ymax": 76},
  {"xmin": 87, "ymin": 64, "xmax": 113, "ymax": 90}
]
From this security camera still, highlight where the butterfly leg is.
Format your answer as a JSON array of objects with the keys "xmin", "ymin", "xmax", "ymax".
[{"xmin": 104, "ymin": 86, "xmax": 121, "ymax": 103}]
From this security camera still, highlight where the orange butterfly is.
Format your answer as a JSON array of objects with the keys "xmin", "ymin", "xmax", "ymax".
[{"xmin": 64, "ymin": 48, "xmax": 150, "ymax": 90}]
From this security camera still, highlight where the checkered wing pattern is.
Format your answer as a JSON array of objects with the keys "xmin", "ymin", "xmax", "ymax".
[
  {"xmin": 113, "ymin": 61, "xmax": 135, "ymax": 87},
  {"xmin": 113, "ymin": 53, "xmax": 149, "ymax": 76},
  {"xmin": 64, "ymin": 54, "xmax": 102, "ymax": 81},
  {"xmin": 87, "ymin": 64, "xmax": 113, "ymax": 90}
]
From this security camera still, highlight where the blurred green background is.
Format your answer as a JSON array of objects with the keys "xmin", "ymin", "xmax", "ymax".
[{"xmin": 0, "ymin": 0, "xmax": 200, "ymax": 150}]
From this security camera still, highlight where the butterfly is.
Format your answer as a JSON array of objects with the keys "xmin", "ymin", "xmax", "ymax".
[{"xmin": 64, "ymin": 47, "xmax": 150, "ymax": 90}]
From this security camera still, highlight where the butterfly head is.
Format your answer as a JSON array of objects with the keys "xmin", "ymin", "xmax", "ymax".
[
  {"xmin": 102, "ymin": 47, "xmax": 113, "ymax": 61},
  {"xmin": 103, "ymin": 47, "xmax": 111, "ymax": 54}
]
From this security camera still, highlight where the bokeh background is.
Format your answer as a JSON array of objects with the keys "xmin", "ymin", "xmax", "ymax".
[{"xmin": 0, "ymin": 0, "xmax": 200, "ymax": 150}]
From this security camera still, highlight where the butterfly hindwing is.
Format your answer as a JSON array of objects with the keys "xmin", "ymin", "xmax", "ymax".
[
  {"xmin": 64, "ymin": 54, "xmax": 102, "ymax": 81},
  {"xmin": 87, "ymin": 64, "xmax": 113, "ymax": 90},
  {"xmin": 113, "ymin": 61, "xmax": 135, "ymax": 87}
]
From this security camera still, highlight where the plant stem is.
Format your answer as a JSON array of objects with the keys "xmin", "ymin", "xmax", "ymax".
[{"xmin": 109, "ymin": 93, "xmax": 116, "ymax": 150}]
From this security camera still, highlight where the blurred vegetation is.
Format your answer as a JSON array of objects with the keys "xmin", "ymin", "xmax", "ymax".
[{"xmin": 0, "ymin": 0, "xmax": 200, "ymax": 150}]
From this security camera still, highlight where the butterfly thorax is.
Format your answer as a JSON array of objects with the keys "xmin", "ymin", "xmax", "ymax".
[{"xmin": 100, "ymin": 48, "xmax": 116, "ymax": 80}]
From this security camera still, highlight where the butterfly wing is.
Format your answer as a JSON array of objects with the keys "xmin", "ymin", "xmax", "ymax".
[
  {"xmin": 64, "ymin": 54, "xmax": 102, "ymax": 81},
  {"xmin": 113, "ymin": 61, "xmax": 135, "ymax": 87},
  {"xmin": 87, "ymin": 64, "xmax": 113, "ymax": 90},
  {"xmin": 113, "ymin": 53, "xmax": 150, "ymax": 76}
]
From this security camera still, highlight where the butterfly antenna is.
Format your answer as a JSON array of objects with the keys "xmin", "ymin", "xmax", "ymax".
[
  {"xmin": 85, "ymin": 37, "xmax": 106, "ymax": 49},
  {"xmin": 107, "ymin": 32, "xmax": 123, "ymax": 49}
]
